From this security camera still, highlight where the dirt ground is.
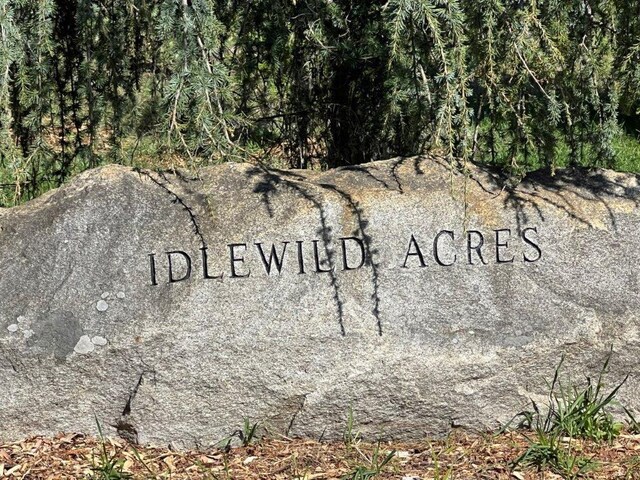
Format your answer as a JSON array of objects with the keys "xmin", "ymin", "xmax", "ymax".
[{"xmin": 1, "ymin": 429, "xmax": 639, "ymax": 479}]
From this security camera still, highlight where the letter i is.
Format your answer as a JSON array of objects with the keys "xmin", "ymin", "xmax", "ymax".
[
  {"xmin": 149, "ymin": 253, "xmax": 158, "ymax": 286},
  {"xmin": 296, "ymin": 240, "xmax": 305, "ymax": 274}
]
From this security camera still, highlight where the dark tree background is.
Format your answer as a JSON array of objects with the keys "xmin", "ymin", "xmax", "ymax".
[{"xmin": 1, "ymin": 0, "xmax": 639, "ymax": 205}]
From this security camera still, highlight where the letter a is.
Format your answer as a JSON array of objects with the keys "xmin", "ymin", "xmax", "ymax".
[{"xmin": 402, "ymin": 235, "xmax": 426, "ymax": 268}]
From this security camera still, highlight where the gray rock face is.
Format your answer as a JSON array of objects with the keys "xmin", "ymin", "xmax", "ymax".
[{"xmin": 1, "ymin": 157, "xmax": 639, "ymax": 447}]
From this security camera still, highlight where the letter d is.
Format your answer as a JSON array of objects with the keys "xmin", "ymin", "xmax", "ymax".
[{"xmin": 167, "ymin": 251, "xmax": 192, "ymax": 283}]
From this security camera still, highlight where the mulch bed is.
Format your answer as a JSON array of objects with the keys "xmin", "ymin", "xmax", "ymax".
[{"xmin": 1, "ymin": 430, "xmax": 639, "ymax": 479}]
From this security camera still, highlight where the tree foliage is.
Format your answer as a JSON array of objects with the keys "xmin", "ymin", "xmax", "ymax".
[{"xmin": 0, "ymin": 0, "xmax": 639, "ymax": 204}]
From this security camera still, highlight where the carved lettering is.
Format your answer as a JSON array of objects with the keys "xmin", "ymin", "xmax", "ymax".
[
  {"xmin": 467, "ymin": 231, "xmax": 487, "ymax": 265},
  {"xmin": 495, "ymin": 229, "xmax": 514, "ymax": 264},
  {"xmin": 340, "ymin": 237, "xmax": 366, "ymax": 271},
  {"xmin": 146, "ymin": 226, "xmax": 542, "ymax": 286},
  {"xmin": 312, "ymin": 240, "xmax": 333, "ymax": 273},
  {"xmin": 433, "ymin": 230, "xmax": 456, "ymax": 266},
  {"xmin": 167, "ymin": 251, "xmax": 192, "ymax": 283},
  {"xmin": 255, "ymin": 242, "xmax": 289, "ymax": 275},
  {"xmin": 149, "ymin": 253, "xmax": 158, "ymax": 286},
  {"xmin": 201, "ymin": 246, "xmax": 223, "ymax": 280},
  {"xmin": 228, "ymin": 243, "xmax": 250, "ymax": 278},
  {"xmin": 402, "ymin": 234, "xmax": 426, "ymax": 268},
  {"xmin": 522, "ymin": 227, "xmax": 542, "ymax": 262},
  {"xmin": 296, "ymin": 240, "xmax": 305, "ymax": 274}
]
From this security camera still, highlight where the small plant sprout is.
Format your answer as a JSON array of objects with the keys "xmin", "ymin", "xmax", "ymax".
[
  {"xmin": 217, "ymin": 418, "xmax": 260, "ymax": 451},
  {"xmin": 89, "ymin": 416, "xmax": 132, "ymax": 480},
  {"xmin": 342, "ymin": 441, "xmax": 396, "ymax": 480},
  {"xmin": 624, "ymin": 406, "xmax": 640, "ymax": 434},
  {"xmin": 512, "ymin": 429, "xmax": 597, "ymax": 479},
  {"xmin": 343, "ymin": 404, "xmax": 361, "ymax": 449},
  {"xmin": 429, "ymin": 441, "xmax": 454, "ymax": 480},
  {"xmin": 240, "ymin": 418, "xmax": 259, "ymax": 447}
]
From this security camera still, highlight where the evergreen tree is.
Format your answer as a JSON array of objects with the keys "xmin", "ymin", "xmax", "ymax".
[{"xmin": 0, "ymin": 0, "xmax": 639, "ymax": 205}]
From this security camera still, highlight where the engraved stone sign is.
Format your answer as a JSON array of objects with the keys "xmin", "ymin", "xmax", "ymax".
[{"xmin": 1, "ymin": 157, "xmax": 639, "ymax": 446}]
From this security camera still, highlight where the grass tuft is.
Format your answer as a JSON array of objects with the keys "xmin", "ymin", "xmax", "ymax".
[
  {"xmin": 239, "ymin": 418, "xmax": 259, "ymax": 448},
  {"xmin": 513, "ymin": 351, "xmax": 627, "ymax": 442},
  {"xmin": 510, "ymin": 350, "xmax": 628, "ymax": 478},
  {"xmin": 343, "ymin": 405, "xmax": 361, "ymax": 449},
  {"xmin": 342, "ymin": 441, "xmax": 396, "ymax": 480},
  {"xmin": 89, "ymin": 417, "xmax": 132, "ymax": 480}
]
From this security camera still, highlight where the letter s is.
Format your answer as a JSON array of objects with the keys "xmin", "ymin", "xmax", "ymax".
[{"xmin": 522, "ymin": 227, "xmax": 542, "ymax": 263}]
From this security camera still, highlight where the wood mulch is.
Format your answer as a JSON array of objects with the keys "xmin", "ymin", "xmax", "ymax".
[{"xmin": 1, "ymin": 430, "xmax": 639, "ymax": 479}]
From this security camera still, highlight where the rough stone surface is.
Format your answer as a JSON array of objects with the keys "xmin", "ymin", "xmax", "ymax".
[{"xmin": 1, "ymin": 157, "xmax": 639, "ymax": 447}]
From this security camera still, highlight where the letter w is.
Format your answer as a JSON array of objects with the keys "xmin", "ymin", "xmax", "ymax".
[{"xmin": 255, "ymin": 242, "xmax": 289, "ymax": 275}]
